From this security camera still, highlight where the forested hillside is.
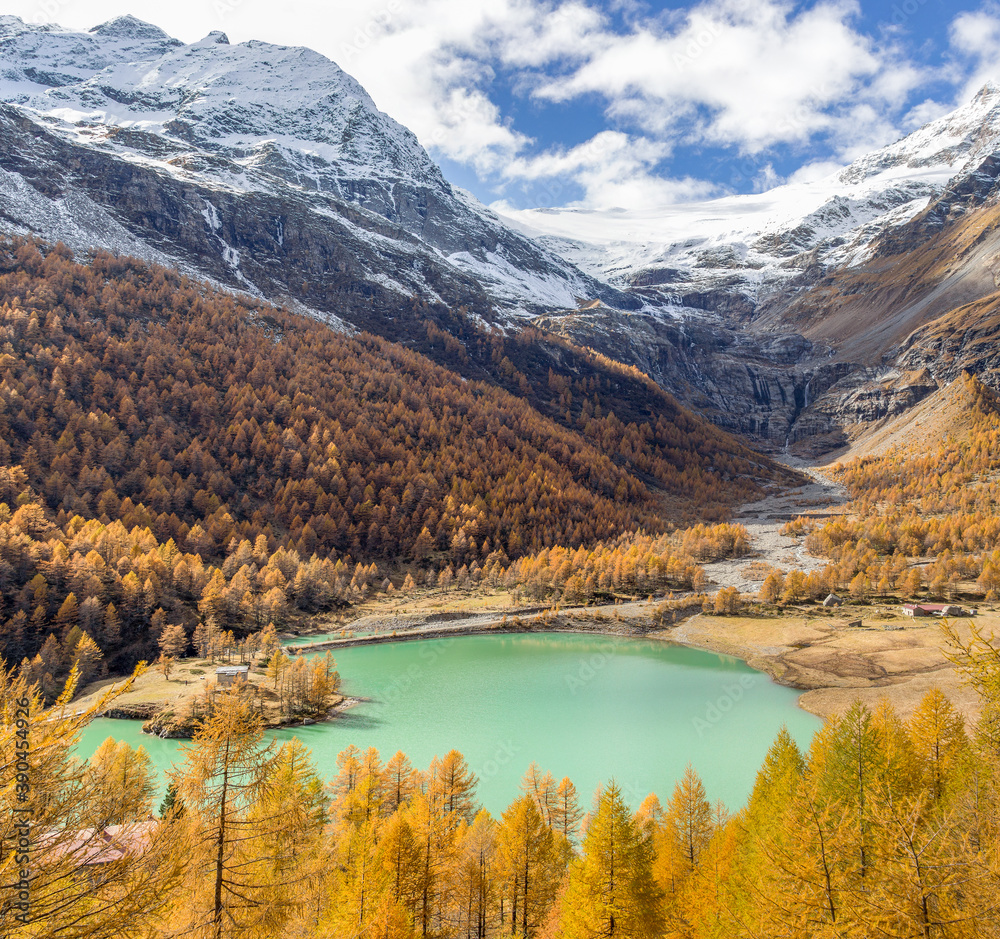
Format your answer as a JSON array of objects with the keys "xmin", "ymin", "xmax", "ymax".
[
  {"xmin": 0, "ymin": 238, "xmax": 793, "ymax": 683},
  {"xmin": 775, "ymin": 375, "xmax": 1000, "ymax": 604}
]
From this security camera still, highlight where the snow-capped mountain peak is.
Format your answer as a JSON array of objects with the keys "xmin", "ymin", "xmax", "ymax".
[
  {"xmin": 89, "ymin": 14, "xmax": 175, "ymax": 42},
  {"xmin": 0, "ymin": 16, "xmax": 615, "ymax": 314},
  {"xmin": 195, "ymin": 31, "xmax": 230, "ymax": 46},
  {"xmin": 499, "ymin": 84, "xmax": 1000, "ymax": 302},
  {"xmin": 1, "ymin": 18, "xmax": 436, "ymax": 183},
  {"xmin": 839, "ymin": 82, "xmax": 1000, "ymax": 185},
  {"xmin": 501, "ymin": 83, "xmax": 1000, "ymax": 290}
]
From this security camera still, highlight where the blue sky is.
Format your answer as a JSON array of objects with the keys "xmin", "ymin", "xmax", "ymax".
[{"xmin": 4, "ymin": 0, "xmax": 1000, "ymax": 210}]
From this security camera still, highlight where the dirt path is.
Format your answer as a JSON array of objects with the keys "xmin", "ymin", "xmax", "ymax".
[
  {"xmin": 702, "ymin": 461, "xmax": 848, "ymax": 593},
  {"xmin": 286, "ymin": 603, "xmax": 654, "ymax": 654}
]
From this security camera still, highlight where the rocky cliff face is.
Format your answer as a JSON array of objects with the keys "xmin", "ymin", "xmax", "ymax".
[
  {"xmin": 0, "ymin": 102, "xmax": 500, "ymax": 329},
  {"xmin": 0, "ymin": 15, "xmax": 631, "ymax": 322},
  {"xmin": 533, "ymin": 306, "xmax": 858, "ymax": 450},
  {"xmin": 896, "ymin": 291, "xmax": 1000, "ymax": 386}
]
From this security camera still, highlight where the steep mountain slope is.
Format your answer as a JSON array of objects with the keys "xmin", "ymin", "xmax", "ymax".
[
  {"xmin": 504, "ymin": 84, "xmax": 1000, "ymax": 312},
  {"xmin": 5, "ymin": 16, "xmax": 1000, "ymax": 457},
  {"xmin": 898, "ymin": 289, "xmax": 1000, "ymax": 383},
  {"xmin": 754, "ymin": 158, "xmax": 1000, "ymax": 360},
  {"xmin": 0, "ymin": 235, "xmax": 798, "ymax": 538},
  {"xmin": 0, "ymin": 15, "xmax": 629, "ymax": 320},
  {"xmin": 823, "ymin": 372, "xmax": 1000, "ymax": 464},
  {"xmin": 520, "ymin": 87, "xmax": 1000, "ymax": 453}
]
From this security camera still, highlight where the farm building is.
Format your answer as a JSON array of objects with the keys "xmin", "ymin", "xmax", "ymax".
[
  {"xmin": 901, "ymin": 603, "xmax": 967, "ymax": 618},
  {"xmin": 216, "ymin": 665, "xmax": 249, "ymax": 687}
]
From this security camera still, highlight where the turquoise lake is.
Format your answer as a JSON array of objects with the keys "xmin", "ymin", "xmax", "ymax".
[{"xmin": 76, "ymin": 632, "xmax": 822, "ymax": 814}]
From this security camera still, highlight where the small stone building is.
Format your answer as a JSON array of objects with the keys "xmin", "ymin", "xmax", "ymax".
[{"xmin": 216, "ymin": 665, "xmax": 249, "ymax": 688}]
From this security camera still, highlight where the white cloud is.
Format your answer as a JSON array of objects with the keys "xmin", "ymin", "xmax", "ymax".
[
  {"xmin": 949, "ymin": 6, "xmax": 1000, "ymax": 100},
  {"xmin": 498, "ymin": 130, "xmax": 713, "ymax": 209},
  {"xmin": 326, "ymin": 1, "xmax": 540, "ymax": 173},
  {"xmin": 318, "ymin": 0, "xmax": 932, "ymax": 209},
  {"xmin": 901, "ymin": 98, "xmax": 952, "ymax": 132},
  {"xmin": 950, "ymin": 7, "xmax": 1000, "ymax": 59},
  {"xmin": 323, "ymin": 0, "xmax": 930, "ymax": 210},
  {"xmin": 532, "ymin": 0, "xmax": 913, "ymax": 154},
  {"xmin": 3, "ymin": 0, "xmax": 993, "ymax": 214},
  {"xmin": 752, "ymin": 164, "xmax": 782, "ymax": 192},
  {"xmin": 786, "ymin": 160, "xmax": 846, "ymax": 185},
  {"xmin": 497, "ymin": 1, "xmax": 607, "ymax": 67}
]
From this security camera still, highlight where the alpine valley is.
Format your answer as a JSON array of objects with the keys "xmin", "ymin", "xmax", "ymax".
[
  {"xmin": 12, "ymin": 13, "xmax": 1000, "ymax": 939},
  {"xmin": 5, "ymin": 15, "xmax": 1000, "ymax": 456}
]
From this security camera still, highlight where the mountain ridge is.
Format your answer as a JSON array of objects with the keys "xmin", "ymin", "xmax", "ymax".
[
  {"xmin": 518, "ymin": 86, "xmax": 1000, "ymax": 454},
  {"xmin": 503, "ymin": 82, "xmax": 1000, "ymax": 301},
  {"xmin": 5, "ymin": 16, "xmax": 1000, "ymax": 456},
  {"xmin": 0, "ymin": 15, "xmax": 632, "ymax": 318}
]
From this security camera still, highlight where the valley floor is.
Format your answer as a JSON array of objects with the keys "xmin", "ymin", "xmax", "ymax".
[
  {"xmin": 669, "ymin": 456, "xmax": 982, "ymax": 721},
  {"xmin": 76, "ymin": 458, "xmax": 983, "ymax": 730},
  {"xmin": 699, "ymin": 457, "xmax": 849, "ymax": 593},
  {"xmin": 285, "ymin": 458, "xmax": 980, "ymax": 724}
]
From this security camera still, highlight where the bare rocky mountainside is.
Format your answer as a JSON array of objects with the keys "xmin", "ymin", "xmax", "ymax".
[
  {"xmin": 512, "ymin": 85, "xmax": 1000, "ymax": 454},
  {"xmin": 3, "ymin": 14, "xmax": 1000, "ymax": 455}
]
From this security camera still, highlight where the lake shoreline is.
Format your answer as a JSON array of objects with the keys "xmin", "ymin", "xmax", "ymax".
[
  {"xmin": 78, "ymin": 591, "xmax": 981, "ymax": 740},
  {"xmin": 660, "ymin": 610, "xmax": 982, "ymax": 723},
  {"xmin": 284, "ymin": 599, "xmax": 984, "ymax": 724},
  {"xmin": 78, "ymin": 631, "xmax": 823, "ymax": 815},
  {"xmin": 73, "ymin": 657, "xmax": 350, "ymax": 740}
]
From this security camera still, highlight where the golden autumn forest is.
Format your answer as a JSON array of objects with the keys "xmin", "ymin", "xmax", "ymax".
[
  {"xmin": 0, "ymin": 238, "xmax": 789, "ymax": 693},
  {"xmin": 6, "ymin": 236, "xmax": 1000, "ymax": 938}
]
